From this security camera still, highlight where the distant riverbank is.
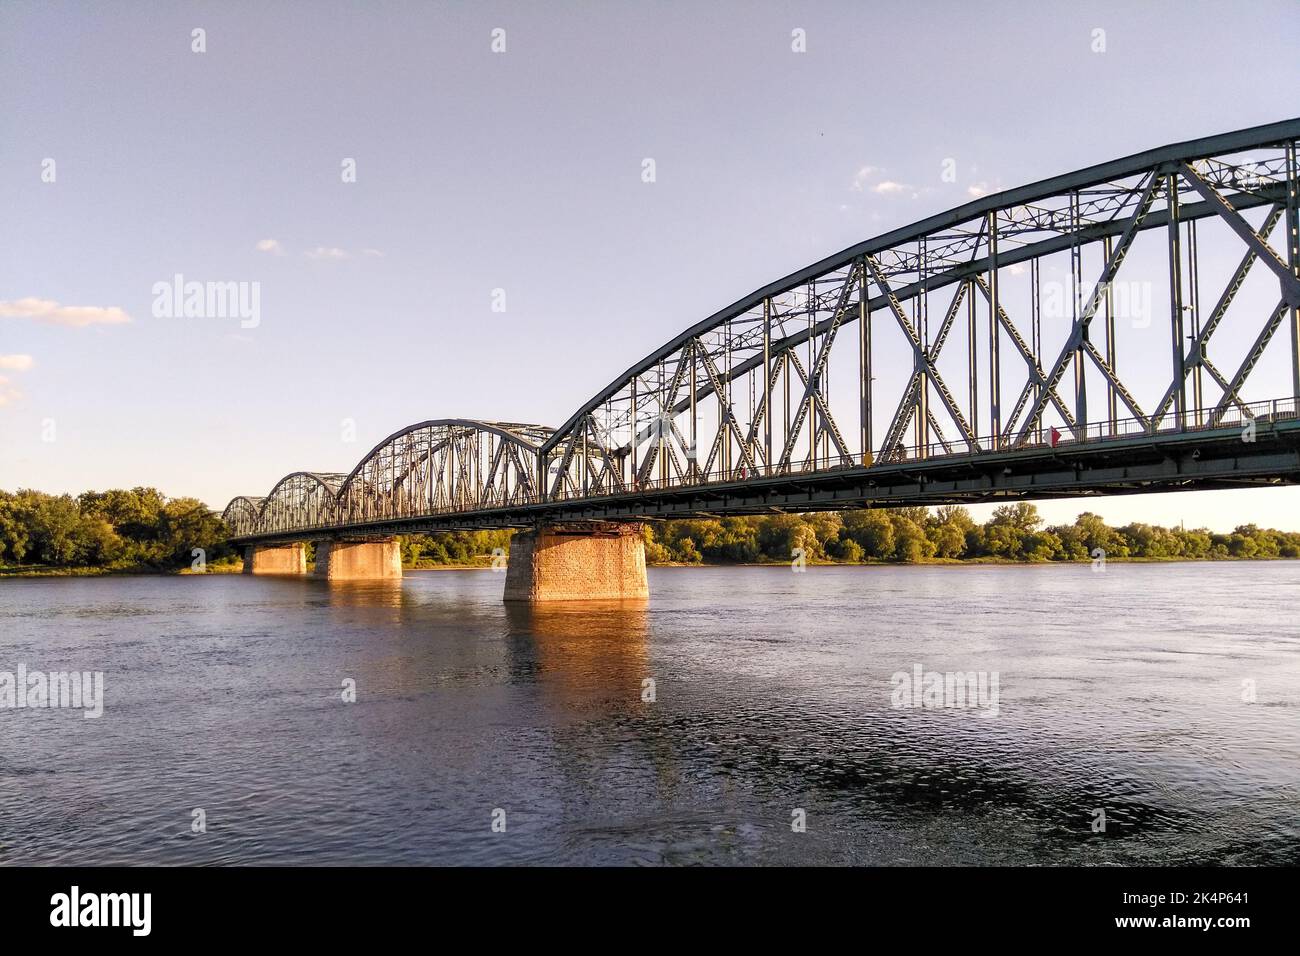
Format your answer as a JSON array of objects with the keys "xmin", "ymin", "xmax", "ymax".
[
  {"xmin": 5, "ymin": 487, "xmax": 1298, "ymax": 577},
  {"xmin": 4, "ymin": 553, "xmax": 1296, "ymax": 578}
]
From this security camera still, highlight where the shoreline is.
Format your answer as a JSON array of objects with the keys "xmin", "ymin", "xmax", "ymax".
[{"xmin": 3, "ymin": 553, "xmax": 1295, "ymax": 579}]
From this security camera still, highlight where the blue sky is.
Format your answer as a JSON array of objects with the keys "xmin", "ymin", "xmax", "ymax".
[{"xmin": 2, "ymin": 0, "xmax": 1298, "ymax": 530}]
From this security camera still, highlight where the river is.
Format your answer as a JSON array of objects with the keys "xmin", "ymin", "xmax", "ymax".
[{"xmin": 1, "ymin": 562, "xmax": 1297, "ymax": 865}]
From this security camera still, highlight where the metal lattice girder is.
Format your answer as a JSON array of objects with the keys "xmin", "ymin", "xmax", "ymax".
[
  {"xmin": 224, "ymin": 119, "xmax": 1300, "ymax": 539},
  {"xmin": 226, "ymin": 422, "xmax": 551, "ymax": 537},
  {"xmin": 258, "ymin": 473, "xmax": 347, "ymax": 535},
  {"xmin": 219, "ymin": 496, "xmax": 265, "ymax": 538},
  {"xmin": 335, "ymin": 421, "xmax": 552, "ymax": 527}
]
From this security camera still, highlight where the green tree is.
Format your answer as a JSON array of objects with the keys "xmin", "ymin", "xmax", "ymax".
[{"xmin": 843, "ymin": 509, "xmax": 896, "ymax": 559}]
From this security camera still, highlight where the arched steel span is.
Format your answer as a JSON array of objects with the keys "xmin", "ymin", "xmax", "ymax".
[
  {"xmin": 224, "ymin": 119, "xmax": 1300, "ymax": 541},
  {"xmin": 225, "ymin": 421, "xmax": 554, "ymax": 537},
  {"xmin": 334, "ymin": 419, "xmax": 553, "ymax": 526},
  {"xmin": 539, "ymin": 117, "xmax": 1300, "ymax": 500},
  {"xmin": 220, "ymin": 496, "xmax": 264, "ymax": 538},
  {"xmin": 260, "ymin": 472, "xmax": 349, "ymax": 534}
]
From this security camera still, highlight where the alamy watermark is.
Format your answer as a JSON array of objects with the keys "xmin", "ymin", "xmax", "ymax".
[
  {"xmin": 0, "ymin": 664, "xmax": 104, "ymax": 718},
  {"xmin": 890, "ymin": 663, "xmax": 1000, "ymax": 717},
  {"xmin": 1041, "ymin": 279, "xmax": 1151, "ymax": 329},
  {"xmin": 152, "ymin": 274, "xmax": 260, "ymax": 328}
]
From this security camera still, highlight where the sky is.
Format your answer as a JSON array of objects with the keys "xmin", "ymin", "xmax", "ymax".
[{"xmin": 1, "ymin": 0, "xmax": 1298, "ymax": 531}]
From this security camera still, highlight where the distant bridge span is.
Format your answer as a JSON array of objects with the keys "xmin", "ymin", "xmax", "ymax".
[{"xmin": 224, "ymin": 120, "xmax": 1300, "ymax": 591}]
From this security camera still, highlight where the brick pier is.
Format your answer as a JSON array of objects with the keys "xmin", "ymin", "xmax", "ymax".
[
  {"xmin": 242, "ymin": 542, "xmax": 308, "ymax": 575},
  {"xmin": 503, "ymin": 522, "xmax": 648, "ymax": 602},
  {"xmin": 313, "ymin": 538, "xmax": 403, "ymax": 581}
]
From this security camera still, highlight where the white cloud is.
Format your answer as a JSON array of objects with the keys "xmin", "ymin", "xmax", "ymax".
[
  {"xmin": 0, "ymin": 354, "xmax": 34, "ymax": 371},
  {"xmin": 304, "ymin": 246, "xmax": 350, "ymax": 260},
  {"xmin": 255, "ymin": 238, "xmax": 284, "ymax": 255},
  {"xmin": 967, "ymin": 183, "xmax": 990, "ymax": 198},
  {"xmin": 361, "ymin": 248, "xmax": 385, "ymax": 258},
  {"xmin": 851, "ymin": 165, "xmax": 881, "ymax": 191},
  {"xmin": 0, "ymin": 374, "xmax": 20, "ymax": 407},
  {"xmin": 0, "ymin": 297, "xmax": 131, "ymax": 327},
  {"xmin": 872, "ymin": 181, "xmax": 908, "ymax": 195}
]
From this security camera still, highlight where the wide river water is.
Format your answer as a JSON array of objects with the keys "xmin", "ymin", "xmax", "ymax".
[{"xmin": 1, "ymin": 562, "xmax": 1297, "ymax": 865}]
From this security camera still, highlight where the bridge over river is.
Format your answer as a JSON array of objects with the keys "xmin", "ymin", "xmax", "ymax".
[{"xmin": 223, "ymin": 119, "xmax": 1300, "ymax": 599}]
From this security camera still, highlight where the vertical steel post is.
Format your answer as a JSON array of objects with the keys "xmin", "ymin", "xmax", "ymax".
[
  {"xmin": 1287, "ymin": 141, "xmax": 1300, "ymax": 398},
  {"xmin": 1103, "ymin": 235, "xmax": 1117, "ymax": 434},
  {"xmin": 763, "ymin": 297, "xmax": 772, "ymax": 473},
  {"xmin": 987, "ymin": 212, "xmax": 1002, "ymax": 447},
  {"xmin": 723, "ymin": 318, "xmax": 731, "ymax": 478},
  {"xmin": 1167, "ymin": 171, "xmax": 1187, "ymax": 427},
  {"xmin": 1188, "ymin": 219, "xmax": 1203, "ymax": 423},
  {"xmin": 1031, "ymin": 258, "xmax": 1041, "ymax": 443},
  {"xmin": 784, "ymin": 319, "xmax": 791, "ymax": 469},
  {"xmin": 1072, "ymin": 191, "xmax": 1087, "ymax": 434},
  {"xmin": 916, "ymin": 238, "xmax": 929, "ymax": 457},
  {"xmin": 688, "ymin": 341, "xmax": 697, "ymax": 480},
  {"xmin": 808, "ymin": 281, "xmax": 817, "ymax": 470},
  {"xmin": 967, "ymin": 278, "xmax": 977, "ymax": 443},
  {"xmin": 859, "ymin": 260, "xmax": 871, "ymax": 464}
]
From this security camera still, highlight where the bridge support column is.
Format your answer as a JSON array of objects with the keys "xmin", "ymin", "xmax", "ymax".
[
  {"xmin": 503, "ymin": 522, "xmax": 648, "ymax": 602},
  {"xmin": 242, "ymin": 542, "xmax": 308, "ymax": 575},
  {"xmin": 314, "ymin": 538, "xmax": 403, "ymax": 581}
]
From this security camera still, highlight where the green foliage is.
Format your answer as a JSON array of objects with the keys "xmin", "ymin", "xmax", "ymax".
[
  {"xmin": 0, "ymin": 487, "xmax": 233, "ymax": 570},
  {"xmin": 4, "ymin": 487, "xmax": 1298, "ymax": 573},
  {"xmin": 401, "ymin": 530, "xmax": 513, "ymax": 567},
  {"xmin": 635, "ymin": 504, "xmax": 1300, "ymax": 567}
]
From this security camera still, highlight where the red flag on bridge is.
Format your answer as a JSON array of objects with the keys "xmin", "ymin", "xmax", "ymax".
[{"xmin": 1049, "ymin": 426, "xmax": 1062, "ymax": 447}]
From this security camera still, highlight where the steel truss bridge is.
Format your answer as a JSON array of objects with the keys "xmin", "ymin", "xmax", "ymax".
[{"xmin": 226, "ymin": 120, "xmax": 1300, "ymax": 546}]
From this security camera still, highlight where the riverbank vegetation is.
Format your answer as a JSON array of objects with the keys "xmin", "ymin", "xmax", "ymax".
[
  {"xmin": 0, "ymin": 488, "xmax": 233, "ymax": 574},
  {"xmin": 368, "ymin": 503, "xmax": 1300, "ymax": 567},
  {"xmin": 2, "ymin": 487, "xmax": 1296, "ymax": 575},
  {"xmin": 638, "ymin": 504, "xmax": 1300, "ymax": 564}
]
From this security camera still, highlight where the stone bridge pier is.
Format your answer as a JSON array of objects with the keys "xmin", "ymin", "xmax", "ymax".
[
  {"xmin": 242, "ymin": 542, "xmax": 307, "ymax": 575},
  {"xmin": 504, "ymin": 521, "xmax": 648, "ymax": 602},
  {"xmin": 313, "ymin": 538, "xmax": 403, "ymax": 581},
  {"xmin": 242, "ymin": 539, "xmax": 402, "ymax": 580}
]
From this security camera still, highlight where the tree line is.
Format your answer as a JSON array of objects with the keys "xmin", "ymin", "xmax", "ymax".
[
  {"xmin": 2, "ymin": 487, "xmax": 1296, "ymax": 573},
  {"xmin": 640, "ymin": 504, "xmax": 1300, "ymax": 564},
  {"xmin": 0, "ymin": 488, "xmax": 233, "ymax": 571}
]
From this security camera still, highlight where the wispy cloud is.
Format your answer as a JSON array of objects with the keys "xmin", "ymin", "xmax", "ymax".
[
  {"xmin": 255, "ymin": 238, "xmax": 284, "ymax": 255},
  {"xmin": 0, "ymin": 354, "xmax": 35, "ymax": 371},
  {"xmin": 304, "ymin": 246, "xmax": 351, "ymax": 260},
  {"xmin": 361, "ymin": 248, "xmax": 385, "ymax": 258},
  {"xmin": 0, "ymin": 375, "xmax": 20, "ymax": 407},
  {"xmin": 872, "ymin": 181, "xmax": 909, "ymax": 195},
  {"xmin": 0, "ymin": 297, "xmax": 131, "ymax": 327},
  {"xmin": 967, "ymin": 179, "xmax": 1004, "ymax": 199},
  {"xmin": 851, "ymin": 165, "xmax": 881, "ymax": 191}
]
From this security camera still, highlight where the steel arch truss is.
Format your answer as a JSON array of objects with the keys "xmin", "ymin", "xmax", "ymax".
[
  {"xmin": 224, "ymin": 120, "xmax": 1300, "ymax": 539},
  {"xmin": 220, "ymin": 496, "xmax": 265, "ymax": 538},
  {"xmin": 334, "ymin": 421, "xmax": 552, "ymax": 527},
  {"xmin": 226, "ymin": 422, "xmax": 552, "ymax": 537},
  {"xmin": 540, "ymin": 119, "xmax": 1300, "ymax": 497},
  {"xmin": 259, "ymin": 472, "xmax": 348, "ymax": 535}
]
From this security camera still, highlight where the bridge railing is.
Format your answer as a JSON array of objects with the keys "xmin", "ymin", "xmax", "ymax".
[{"xmin": 543, "ymin": 395, "xmax": 1299, "ymax": 501}]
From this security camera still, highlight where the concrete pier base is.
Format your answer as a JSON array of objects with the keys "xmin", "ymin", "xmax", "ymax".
[
  {"xmin": 503, "ymin": 522, "xmax": 648, "ymax": 602},
  {"xmin": 313, "ymin": 538, "xmax": 403, "ymax": 581},
  {"xmin": 242, "ymin": 542, "xmax": 307, "ymax": 575}
]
